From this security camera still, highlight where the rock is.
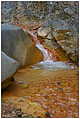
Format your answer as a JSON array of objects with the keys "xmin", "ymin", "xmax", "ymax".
[
  {"xmin": 43, "ymin": 39, "xmax": 54, "ymax": 49},
  {"xmin": 52, "ymin": 30, "xmax": 78, "ymax": 63},
  {"xmin": 15, "ymin": 108, "xmax": 22, "ymax": 117},
  {"xmin": 64, "ymin": 7, "xmax": 74, "ymax": 15},
  {"xmin": 1, "ymin": 51, "xmax": 20, "ymax": 88},
  {"xmin": 1, "ymin": 103, "xmax": 23, "ymax": 118},
  {"xmin": 19, "ymin": 84, "xmax": 29, "ymax": 89},
  {"xmin": 49, "ymin": 19, "xmax": 69, "ymax": 30},
  {"xmin": 47, "ymin": 33, "xmax": 53, "ymax": 40},
  {"xmin": 45, "ymin": 112, "xmax": 51, "ymax": 118},
  {"xmin": 37, "ymin": 22, "xmax": 78, "ymax": 64},
  {"xmin": 37, "ymin": 27, "xmax": 51, "ymax": 38},
  {"xmin": 22, "ymin": 114, "xmax": 34, "ymax": 118},
  {"xmin": 1, "ymin": 24, "xmax": 43, "ymax": 66}
]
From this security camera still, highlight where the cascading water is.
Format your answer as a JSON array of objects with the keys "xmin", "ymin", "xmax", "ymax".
[
  {"xmin": 28, "ymin": 31, "xmax": 73, "ymax": 70},
  {"xmin": 36, "ymin": 41, "xmax": 53, "ymax": 61},
  {"xmin": 20, "ymin": 27, "xmax": 74, "ymax": 70},
  {"xmin": 27, "ymin": 30, "xmax": 53, "ymax": 61}
]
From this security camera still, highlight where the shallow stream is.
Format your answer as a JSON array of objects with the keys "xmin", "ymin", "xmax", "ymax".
[{"xmin": 2, "ymin": 26, "xmax": 79, "ymax": 118}]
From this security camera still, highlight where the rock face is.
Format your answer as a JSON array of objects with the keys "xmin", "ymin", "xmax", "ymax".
[
  {"xmin": 1, "ymin": 52, "xmax": 20, "ymax": 88},
  {"xmin": 1, "ymin": 1, "xmax": 79, "ymax": 64},
  {"xmin": 1, "ymin": 24, "xmax": 43, "ymax": 66},
  {"xmin": 52, "ymin": 30, "xmax": 78, "ymax": 63},
  {"xmin": 1, "ymin": 2, "xmax": 79, "ymax": 36},
  {"xmin": 37, "ymin": 25, "xmax": 78, "ymax": 64}
]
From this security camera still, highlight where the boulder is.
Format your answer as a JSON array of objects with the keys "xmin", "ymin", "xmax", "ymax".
[
  {"xmin": 1, "ymin": 24, "xmax": 43, "ymax": 66},
  {"xmin": 1, "ymin": 51, "xmax": 20, "ymax": 88},
  {"xmin": 46, "ymin": 33, "xmax": 53, "ymax": 40},
  {"xmin": 37, "ymin": 27, "xmax": 51, "ymax": 38},
  {"xmin": 64, "ymin": 7, "xmax": 74, "ymax": 15}
]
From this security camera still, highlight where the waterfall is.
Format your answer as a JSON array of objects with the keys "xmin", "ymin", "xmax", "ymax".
[
  {"xmin": 14, "ymin": 24, "xmax": 74, "ymax": 70},
  {"xmin": 36, "ymin": 41, "xmax": 53, "ymax": 61},
  {"xmin": 27, "ymin": 30, "xmax": 53, "ymax": 61},
  {"xmin": 27, "ymin": 30, "xmax": 73, "ymax": 70}
]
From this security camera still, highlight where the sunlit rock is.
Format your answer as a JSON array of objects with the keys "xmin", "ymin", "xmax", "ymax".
[
  {"xmin": 37, "ymin": 27, "xmax": 51, "ymax": 38},
  {"xmin": 47, "ymin": 33, "xmax": 53, "ymax": 40}
]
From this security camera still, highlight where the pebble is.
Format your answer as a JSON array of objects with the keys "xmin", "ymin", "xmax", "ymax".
[
  {"xmin": 17, "ymin": 97, "xmax": 25, "ymax": 102},
  {"xmin": 45, "ymin": 111, "xmax": 51, "ymax": 117}
]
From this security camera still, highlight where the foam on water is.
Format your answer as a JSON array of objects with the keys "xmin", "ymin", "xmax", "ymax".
[{"xmin": 31, "ymin": 60, "xmax": 74, "ymax": 70}]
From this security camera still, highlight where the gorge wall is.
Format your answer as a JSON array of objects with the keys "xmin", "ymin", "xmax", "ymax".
[{"xmin": 1, "ymin": 1, "xmax": 79, "ymax": 64}]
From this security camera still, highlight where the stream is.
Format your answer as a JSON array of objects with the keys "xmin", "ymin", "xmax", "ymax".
[
  {"xmin": 2, "ymin": 27, "xmax": 79, "ymax": 118},
  {"xmin": 28, "ymin": 31, "xmax": 74, "ymax": 70}
]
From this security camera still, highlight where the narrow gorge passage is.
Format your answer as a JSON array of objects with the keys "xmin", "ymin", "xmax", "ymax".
[
  {"xmin": 26, "ymin": 28, "xmax": 74, "ymax": 70},
  {"xmin": 1, "ymin": 1, "xmax": 79, "ymax": 118},
  {"xmin": 2, "ymin": 25, "xmax": 79, "ymax": 118}
]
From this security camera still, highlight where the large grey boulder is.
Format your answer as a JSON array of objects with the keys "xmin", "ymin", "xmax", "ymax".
[
  {"xmin": 1, "ymin": 52, "xmax": 20, "ymax": 88},
  {"xmin": 1, "ymin": 24, "xmax": 43, "ymax": 66}
]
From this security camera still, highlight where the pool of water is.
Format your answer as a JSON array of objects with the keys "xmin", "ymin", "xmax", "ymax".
[{"xmin": 31, "ymin": 60, "xmax": 75, "ymax": 70}]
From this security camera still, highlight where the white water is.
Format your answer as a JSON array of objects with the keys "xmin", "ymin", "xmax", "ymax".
[
  {"xmin": 36, "ymin": 41, "xmax": 52, "ymax": 61},
  {"xmin": 27, "ymin": 31, "xmax": 74, "ymax": 70},
  {"xmin": 28, "ymin": 30, "xmax": 53, "ymax": 61},
  {"xmin": 33, "ymin": 40, "xmax": 74, "ymax": 70}
]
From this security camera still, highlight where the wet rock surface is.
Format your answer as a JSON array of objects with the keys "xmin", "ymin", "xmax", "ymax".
[
  {"xmin": 1, "ymin": 1, "xmax": 79, "ymax": 118},
  {"xmin": 2, "ymin": 68, "xmax": 79, "ymax": 118}
]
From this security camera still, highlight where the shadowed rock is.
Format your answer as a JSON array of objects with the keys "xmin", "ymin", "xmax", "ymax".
[
  {"xmin": 1, "ymin": 51, "xmax": 20, "ymax": 88},
  {"xmin": 1, "ymin": 24, "xmax": 43, "ymax": 66}
]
